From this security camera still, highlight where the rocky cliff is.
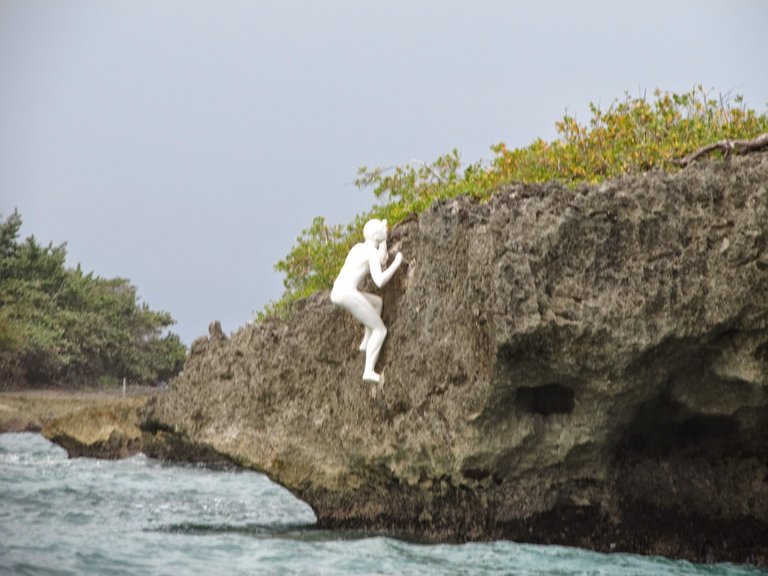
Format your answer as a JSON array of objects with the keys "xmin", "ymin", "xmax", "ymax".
[{"xmin": 148, "ymin": 154, "xmax": 768, "ymax": 565}]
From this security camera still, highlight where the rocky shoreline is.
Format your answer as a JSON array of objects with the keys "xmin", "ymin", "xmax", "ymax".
[
  {"xmin": 0, "ymin": 388, "xmax": 149, "ymax": 434},
  {"xmin": 0, "ymin": 389, "xmax": 235, "ymax": 466},
  {"xmin": 9, "ymin": 154, "xmax": 768, "ymax": 567}
]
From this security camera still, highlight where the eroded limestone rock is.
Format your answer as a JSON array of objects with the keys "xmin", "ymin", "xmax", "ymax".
[{"xmin": 148, "ymin": 154, "xmax": 768, "ymax": 565}]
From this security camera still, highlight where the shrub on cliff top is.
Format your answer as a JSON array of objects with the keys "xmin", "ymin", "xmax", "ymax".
[{"xmin": 267, "ymin": 87, "xmax": 768, "ymax": 317}]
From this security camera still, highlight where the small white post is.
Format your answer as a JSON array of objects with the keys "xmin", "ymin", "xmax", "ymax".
[{"xmin": 122, "ymin": 377, "xmax": 126, "ymax": 398}]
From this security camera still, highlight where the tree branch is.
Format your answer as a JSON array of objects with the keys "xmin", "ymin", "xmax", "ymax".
[
  {"xmin": 410, "ymin": 159, "xmax": 449, "ymax": 183},
  {"xmin": 674, "ymin": 133, "xmax": 768, "ymax": 167}
]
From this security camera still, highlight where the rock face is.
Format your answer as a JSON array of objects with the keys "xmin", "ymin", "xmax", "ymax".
[{"xmin": 150, "ymin": 154, "xmax": 768, "ymax": 565}]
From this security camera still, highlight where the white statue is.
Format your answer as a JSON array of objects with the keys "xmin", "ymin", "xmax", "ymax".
[{"xmin": 331, "ymin": 218, "xmax": 403, "ymax": 382}]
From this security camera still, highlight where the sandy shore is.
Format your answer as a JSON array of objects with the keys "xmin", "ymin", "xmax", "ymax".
[{"xmin": 0, "ymin": 387, "xmax": 158, "ymax": 434}]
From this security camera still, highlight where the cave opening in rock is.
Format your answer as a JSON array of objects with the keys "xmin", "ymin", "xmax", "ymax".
[
  {"xmin": 515, "ymin": 384, "xmax": 575, "ymax": 416},
  {"xmin": 617, "ymin": 392, "xmax": 742, "ymax": 458}
]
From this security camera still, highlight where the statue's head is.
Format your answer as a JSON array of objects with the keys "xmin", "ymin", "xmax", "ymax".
[{"xmin": 363, "ymin": 219, "xmax": 387, "ymax": 242}]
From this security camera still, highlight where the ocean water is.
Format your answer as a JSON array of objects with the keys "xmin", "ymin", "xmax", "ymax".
[{"xmin": 0, "ymin": 433, "xmax": 763, "ymax": 576}]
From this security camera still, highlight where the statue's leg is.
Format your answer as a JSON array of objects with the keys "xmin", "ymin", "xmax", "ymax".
[
  {"xmin": 363, "ymin": 323, "xmax": 387, "ymax": 382},
  {"xmin": 359, "ymin": 328, "xmax": 371, "ymax": 352},
  {"xmin": 337, "ymin": 290, "xmax": 387, "ymax": 382},
  {"xmin": 358, "ymin": 293, "xmax": 382, "ymax": 351}
]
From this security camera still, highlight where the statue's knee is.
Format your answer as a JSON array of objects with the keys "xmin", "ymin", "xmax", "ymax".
[{"xmin": 371, "ymin": 325, "xmax": 386, "ymax": 341}]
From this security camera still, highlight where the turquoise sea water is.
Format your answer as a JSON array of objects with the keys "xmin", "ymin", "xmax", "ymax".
[{"xmin": 0, "ymin": 433, "xmax": 764, "ymax": 576}]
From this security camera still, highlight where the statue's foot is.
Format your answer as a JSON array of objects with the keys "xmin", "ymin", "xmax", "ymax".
[{"xmin": 363, "ymin": 371, "xmax": 381, "ymax": 383}]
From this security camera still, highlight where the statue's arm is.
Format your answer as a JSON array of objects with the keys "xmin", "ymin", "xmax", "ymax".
[{"xmin": 369, "ymin": 249, "xmax": 403, "ymax": 288}]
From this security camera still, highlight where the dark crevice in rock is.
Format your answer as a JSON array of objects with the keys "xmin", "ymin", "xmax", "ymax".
[
  {"xmin": 617, "ymin": 377, "xmax": 764, "ymax": 459},
  {"xmin": 459, "ymin": 465, "xmax": 503, "ymax": 486},
  {"xmin": 516, "ymin": 384, "xmax": 575, "ymax": 415}
]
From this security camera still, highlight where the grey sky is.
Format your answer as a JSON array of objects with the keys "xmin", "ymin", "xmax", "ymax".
[{"xmin": 2, "ymin": 0, "xmax": 767, "ymax": 344}]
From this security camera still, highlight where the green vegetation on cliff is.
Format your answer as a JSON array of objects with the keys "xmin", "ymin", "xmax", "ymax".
[
  {"xmin": 0, "ymin": 211, "xmax": 186, "ymax": 388},
  {"xmin": 269, "ymin": 87, "xmax": 768, "ymax": 315}
]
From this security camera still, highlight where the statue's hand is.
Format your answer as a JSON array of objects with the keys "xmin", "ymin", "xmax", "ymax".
[{"xmin": 371, "ymin": 250, "xmax": 403, "ymax": 288}]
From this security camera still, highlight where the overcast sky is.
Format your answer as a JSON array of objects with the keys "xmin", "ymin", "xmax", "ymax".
[{"xmin": 2, "ymin": 0, "xmax": 767, "ymax": 344}]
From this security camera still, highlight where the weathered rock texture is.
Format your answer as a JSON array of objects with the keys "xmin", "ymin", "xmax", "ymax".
[
  {"xmin": 150, "ymin": 154, "xmax": 768, "ymax": 565},
  {"xmin": 34, "ymin": 393, "xmax": 235, "ymax": 467}
]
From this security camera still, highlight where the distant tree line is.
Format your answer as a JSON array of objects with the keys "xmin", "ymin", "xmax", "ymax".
[{"xmin": 0, "ymin": 210, "xmax": 186, "ymax": 389}]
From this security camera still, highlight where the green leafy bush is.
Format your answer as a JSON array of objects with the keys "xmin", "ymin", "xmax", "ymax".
[
  {"xmin": 489, "ymin": 87, "xmax": 768, "ymax": 187},
  {"xmin": 0, "ymin": 210, "xmax": 186, "ymax": 388},
  {"xmin": 268, "ymin": 86, "xmax": 768, "ymax": 317}
]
